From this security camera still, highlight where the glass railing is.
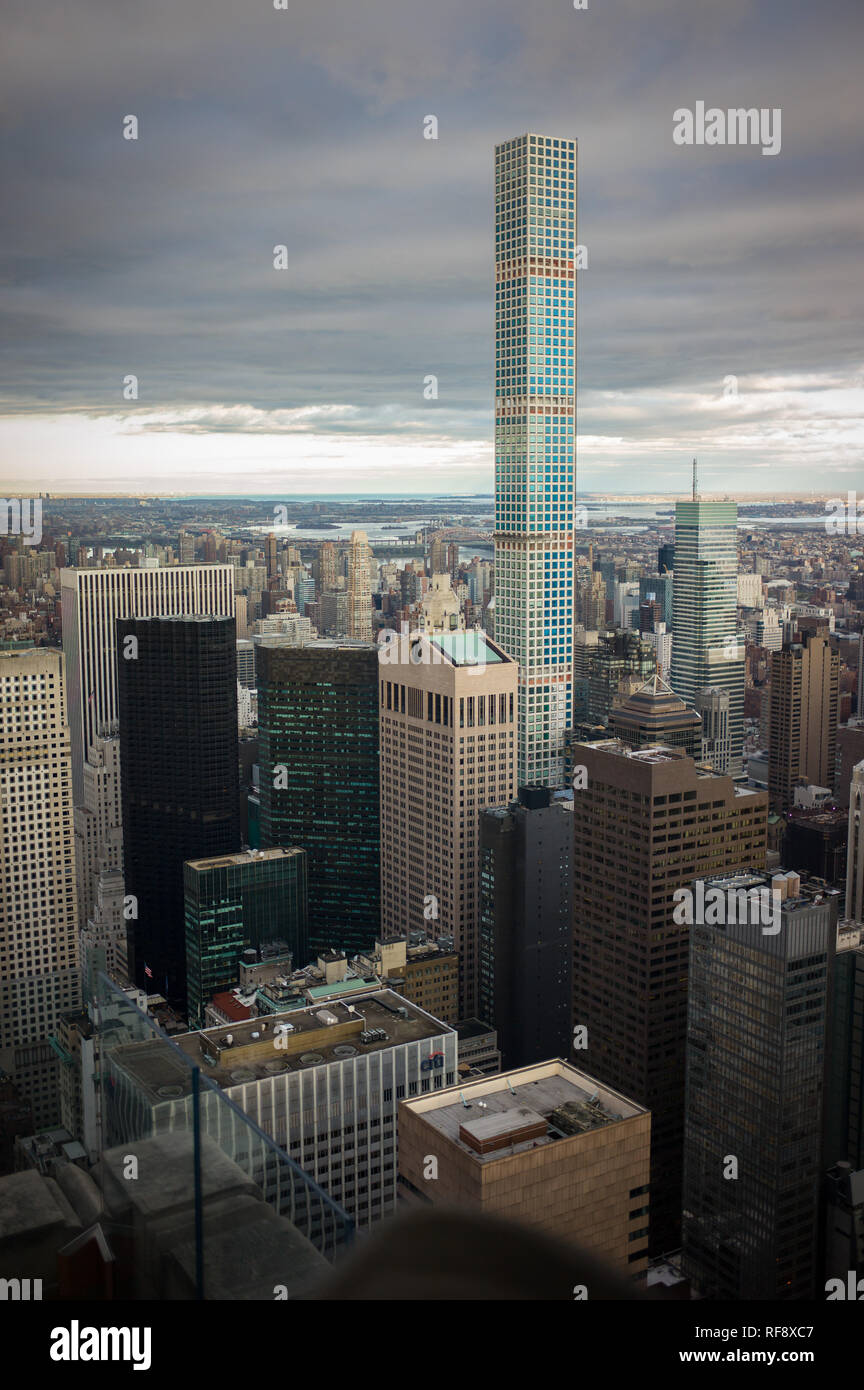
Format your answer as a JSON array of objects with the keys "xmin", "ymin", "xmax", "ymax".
[{"xmin": 91, "ymin": 971, "xmax": 353, "ymax": 1298}]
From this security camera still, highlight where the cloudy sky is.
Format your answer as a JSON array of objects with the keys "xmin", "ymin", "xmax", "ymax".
[{"xmin": 1, "ymin": 0, "xmax": 862, "ymax": 496}]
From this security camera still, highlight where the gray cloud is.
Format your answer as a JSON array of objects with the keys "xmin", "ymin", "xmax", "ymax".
[{"xmin": 1, "ymin": 0, "xmax": 862, "ymax": 492}]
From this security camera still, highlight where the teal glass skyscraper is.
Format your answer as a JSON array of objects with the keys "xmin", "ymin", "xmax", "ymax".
[
  {"xmin": 257, "ymin": 639, "xmax": 380, "ymax": 957},
  {"xmin": 184, "ymin": 846, "xmax": 308, "ymax": 1029},
  {"xmin": 669, "ymin": 492, "xmax": 744, "ymax": 776},
  {"xmin": 493, "ymin": 133, "xmax": 577, "ymax": 787}
]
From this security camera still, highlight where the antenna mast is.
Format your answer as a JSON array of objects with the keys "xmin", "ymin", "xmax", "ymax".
[{"xmin": 692, "ymin": 457, "xmax": 698, "ymax": 501}]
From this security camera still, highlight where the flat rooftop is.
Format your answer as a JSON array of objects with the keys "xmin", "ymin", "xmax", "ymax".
[
  {"xmin": 109, "ymin": 990, "xmax": 450, "ymax": 1099},
  {"xmin": 185, "ymin": 846, "xmax": 302, "ymax": 871},
  {"xmin": 401, "ymin": 1061, "xmax": 647, "ymax": 1164},
  {"xmin": 427, "ymin": 631, "xmax": 509, "ymax": 667}
]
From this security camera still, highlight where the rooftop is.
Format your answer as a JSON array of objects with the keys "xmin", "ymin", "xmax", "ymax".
[
  {"xmin": 186, "ymin": 846, "xmax": 303, "ymax": 871},
  {"xmin": 401, "ymin": 1061, "xmax": 646, "ymax": 1164},
  {"xmin": 427, "ymin": 630, "xmax": 509, "ymax": 667},
  {"xmin": 109, "ymin": 990, "xmax": 450, "ymax": 1099}
]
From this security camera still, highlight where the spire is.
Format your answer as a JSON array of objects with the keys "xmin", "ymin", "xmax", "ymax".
[{"xmin": 692, "ymin": 457, "xmax": 699, "ymax": 501}]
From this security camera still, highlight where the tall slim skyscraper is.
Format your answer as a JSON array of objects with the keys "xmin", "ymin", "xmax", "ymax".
[
  {"xmin": 493, "ymin": 133, "xmax": 577, "ymax": 787},
  {"xmin": 0, "ymin": 649, "xmax": 80, "ymax": 1127},
  {"xmin": 265, "ymin": 532, "xmax": 278, "ymax": 580},
  {"xmin": 570, "ymin": 740, "xmax": 768, "ymax": 1252},
  {"xmin": 117, "ymin": 616, "xmax": 240, "ymax": 1004},
  {"xmin": 61, "ymin": 562, "xmax": 235, "ymax": 801},
  {"xmin": 347, "ymin": 530, "xmax": 373, "ymax": 642},
  {"xmin": 257, "ymin": 639, "xmax": 380, "ymax": 957},
  {"xmin": 669, "ymin": 495, "xmax": 744, "ymax": 776}
]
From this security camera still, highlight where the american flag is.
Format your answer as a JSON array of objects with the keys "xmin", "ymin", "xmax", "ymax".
[{"xmin": 144, "ymin": 964, "xmax": 153, "ymax": 979}]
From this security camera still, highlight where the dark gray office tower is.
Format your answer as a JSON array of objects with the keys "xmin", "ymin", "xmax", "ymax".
[
  {"xmin": 825, "ymin": 923, "xmax": 864, "ymax": 1175},
  {"xmin": 479, "ymin": 786, "xmax": 573, "ymax": 1070},
  {"xmin": 682, "ymin": 871, "xmax": 832, "ymax": 1300},
  {"xmin": 658, "ymin": 543, "xmax": 674, "ymax": 575},
  {"xmin": 640, "ymin": 574, "xmax": 673, "ymax": 629},
  {"xmin": 256, "ymin": 639, "xmax": 379, "ymax": 957},
  {"xmin": 117, "ymin": 616, "xmax": 240, "ymax": 1006}
]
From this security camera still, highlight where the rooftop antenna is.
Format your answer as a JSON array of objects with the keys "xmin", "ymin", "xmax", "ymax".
[{"xmin": 692, "ymin": 457, "xmax": 699, "ymax": 501}]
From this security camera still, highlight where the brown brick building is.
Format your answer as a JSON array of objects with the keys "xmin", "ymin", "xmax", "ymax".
[{"xmin": 570, "ymin": 740, "xmax": 768, "ymax": 1254}]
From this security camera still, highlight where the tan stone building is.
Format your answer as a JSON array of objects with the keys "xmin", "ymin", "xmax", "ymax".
[
  {"xmin": 356, "ymin": 938, "xmax": 460, "ymax": 1025},
  {"xmin": 379, "ymin": 630, "xmax": 518, "ymax": 1018},
  {"xmin": 398, "ymin": 1060, "xmax": 651, "ymax": 1281},
  {"xmin": 768, "ymin": 631, "xmax": 840, "ymax": 811}
]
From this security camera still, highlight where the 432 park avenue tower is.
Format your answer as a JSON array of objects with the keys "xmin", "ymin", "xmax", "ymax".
[{"xmin": 493, "ymin": 134, "xmax": 577, "ymax": 788}]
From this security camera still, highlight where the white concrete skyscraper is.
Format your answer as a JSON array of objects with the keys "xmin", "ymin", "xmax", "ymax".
[
  {"xmin": 493, "ymin": 133, "xmax": 577, "ymax": 787},
  {"xmin": 669, "ymin": 490, "xmax": 744, "ymax": 777},
  {"xmin": 61, "ymin": 562, "xmax": 235, "ymax": 800},
  {"xmin": 846, "ymin": 760, "xmax": 864, "ymax": 925},
  {"xmin": 0, "ymin": 648, "xmax": 80, "ymax": 1127}
]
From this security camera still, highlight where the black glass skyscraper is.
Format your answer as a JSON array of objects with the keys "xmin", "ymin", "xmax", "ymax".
[
  {"xmin": 117, "ymin": 615, "xmax": 240, "ymax": 1005},
  {"xmin": 256, "ymin": 639, "xmax": 379, "ymax": 957}
]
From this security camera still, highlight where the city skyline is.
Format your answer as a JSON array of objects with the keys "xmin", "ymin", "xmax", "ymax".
[{"xmin": 1, "ymin": 0, "xmax": 863, "ymax": 1321}]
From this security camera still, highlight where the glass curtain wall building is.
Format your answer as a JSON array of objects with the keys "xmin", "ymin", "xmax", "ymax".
[
  {"xmin": 493, "ymin": 133, "xmax": 577, "ymax": 788},
  {"xmin": 256, "ymin": 640, "xmax": 380, "ymax": 958},
  {"xmin": 184, "ymin": 847, "xmax": 309, "ymax": 1029},
  {"xmin": 669, "ymin": 499, "xmax": 744, "ymax": 776}
]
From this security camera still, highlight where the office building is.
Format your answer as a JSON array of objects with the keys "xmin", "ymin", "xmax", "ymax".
[
  {"xmin": 846, "ymin": 762, "xmax": 864, "ymax": 923},
  {"xmin": 398, "ymin": 1062, "xmax": 651, "ymax": 1279},
  {"xmin": 265, "ymin": 533, "xmax": 278, "ymax": 581},
  {"xmin": 319, "ymin": 589, "xmax": 349, "ymax": 639},
  {"xmin": 695, "ymin": 687, "xmax": 731, "ymax": 771},
  {"xmin": 682, "ymin": 872, "xmax": 832, "ymax": 1300},
  {"xmin": 571, "ymin": 740, "xmax": 768, "ymax": 1252},
  {"xmin": 73, "ymin": 733, "xmax": 123, "ymax": 932},
  {"xmin": 316, "ymin": 540, "xmax": 338, "ymax": 592},
  {"xmin": 837, "ymin": 722, "xmax": 864, "ymax": 808},
  {"xmin": 61, "ymin": 562, "xmax": 234, "ymax": 802},
  {"xmin": 640, "ymin": 574, "xmax": 673, "ymax": 630},
  {"xmin": 493, "ymin": 132, "xmax": 577, "ymax": 787},
  {"xmin": 0, "ymin": 649, "xmax": 80, "ymax": 1128},
  {"xmin": 117, "ymin": 616, "xmax": 240, "ymax": 1004},
  {"xmin": 783, "ymin": 807, "xmax": 847, "ymax": 886},
  {"xmin": 586, "ymin": 630, "xmax": 657, "ymax": 725},
  {"xmin": 609, "ymin": 674, "xmax": 702, "ymax": 758},
  {"xmin": 257, "ymin": 640, "xmax": 380, "ymax": 958},
  {"xmin": 669, "ymin": 496, "xmax": 744, "ymax": 776},
  {"xmin": 478, "ymin": 786, "xmax": 572, "ymax": 1069},
  {"xmin": 105, "ymin": 989, "xmax": 457, "ymax": 1229},
  {"xmin": 824, "ymin": 1163, "xmax": 864, "ymax": 1288},
  {"xmin": 353, "ymin": 938, "xmax": 460, "ymax": 1026},
  {"xmin": 184, "ymin": 847, "xmax": 309, "ymax": 1029},
  {"xmin": 347, "ymin": 530, "xmax": 373, "ymax": 642},
  {"xmin": 826, "ymin": 922, "xmax": 864, "ymax": 1177},
  {"xmin": 768, "ymin": 631, "xmax": 840, "ymax": 811},
  {"xmin": 80, "ymin": 867, "xmax": 128, "ymax": 983},
  {"xmin": 379, "ymin": 629, "xmax": 518, "ymax": 1018},
  {"xmin": 236, "ymin": 638, "xmax": 256, "ymax": 689}
]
